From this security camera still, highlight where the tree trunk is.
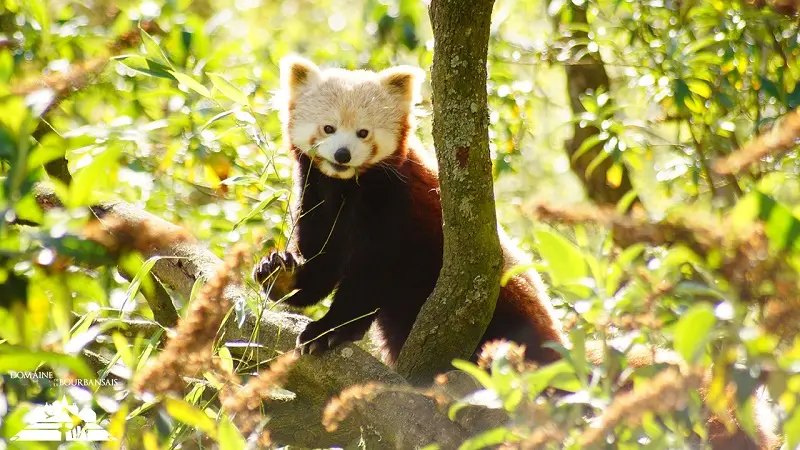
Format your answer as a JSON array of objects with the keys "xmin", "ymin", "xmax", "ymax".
[
  {"xmin": 554, "ymin": 2, "xmax": 636, "ymax": 207},
  {"xmin": 395, "ymin": 0, "xmax": 502, "ymax": 383}
]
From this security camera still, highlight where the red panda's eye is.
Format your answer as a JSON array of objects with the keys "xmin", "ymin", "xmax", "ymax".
[
  {"xmin": 324, "ymin": 125, "xmax": 336, "ymax": 134},
  {"xmin": 356, "ymin": 129, "xmax": 369, "ymax": 139}
]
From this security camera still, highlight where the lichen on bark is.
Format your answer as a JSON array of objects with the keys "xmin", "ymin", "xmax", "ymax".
[{"xmin": 395, "ymin": 0, "xmax": 502, "ymax": 384}]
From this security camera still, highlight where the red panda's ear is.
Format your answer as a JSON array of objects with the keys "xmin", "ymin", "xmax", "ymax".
[
  {"xmin": 280, "ymin": 55, "xmax": 321, "ymax": 102},
  {"xmin": 378, "ymin": 66, "xmax": 425, "ymax": 103}
]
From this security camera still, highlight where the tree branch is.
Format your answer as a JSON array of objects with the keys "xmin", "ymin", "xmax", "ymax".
[
  {"xmin": 713, "ymin": 108, "xmax": 800, "ymax": 175},
  {"xmin": 33, "ymin": 185, "xmax": 472, "ymax": 448},
  {"xmin": 395, "ymin": 0, "xmax": 502, "ymax": 384}
]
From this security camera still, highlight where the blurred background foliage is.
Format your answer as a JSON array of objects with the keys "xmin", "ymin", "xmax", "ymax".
[{"xmin": 1, "ymin": 0, "xmax": 800, "ymax": 448}]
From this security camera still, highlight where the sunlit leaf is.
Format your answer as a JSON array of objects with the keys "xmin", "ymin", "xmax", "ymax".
[
  {"xmin": 124, "ymin": 256, "xmax": 167, "ymax": 313},
  {"xmin": 112, "ymin": 332, "xmax": 135, "ymax": 371},
  {"xmin": 208, "ymin": 73, "xmax": 249, "ymax": 105},
  {"xmin": 606, "ymin": 163, "xmax": 624, "ymax": 188},
  {"xmin": 200, "ymin": 110, "xmax": 235, "ymax": 130},
  {"xmin": 673, "ymin": 304, "xmax": 717, "ymax": 364},
  {"xmin": 457, "ymin": 427, "xmax": 520, "ymax": 450},
  {"xmin": 233, "ymin": 190, "xmax": 286, "ymax": 230},
  {"xmin": 140, "ymin": 25, "xmax": 174, "ymax": 69},
  {"xmin": 524, "ymin": 360, "xmax": 580, "ymax": 397},
  {"xmin": 731, "ymin": 190, "xmax": 800, "ymax": 253},
  {"xmin": 169, "ymin": 71, "xmax": 211, "ymax": 98},
  {"xmin": 219, "ymin": 417, "xmax": 247, "ymax": 450},
  {"xmin": 533, "ymin": 229, "xmax": 587, "ymax": 287},
  {"xmin": 164, "ymin": 398, "xmax": 217, "ymax": 439},
  {"xmin": 785, "ymin": 408, "xmax": 800, "ymax": 450},
  {"xmin": 452, "ymin": 359, "xmax": 493, "ymax": 390},
  {"xmin": 113, "ymin": 55, "xmax": 175, "ymax": 79}
]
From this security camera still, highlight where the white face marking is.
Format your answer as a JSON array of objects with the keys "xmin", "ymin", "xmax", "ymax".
[{"xmin": 280, "ymin": 59, "xmax": 423, "ymax": 180}]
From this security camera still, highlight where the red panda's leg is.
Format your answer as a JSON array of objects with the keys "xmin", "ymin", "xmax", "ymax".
[
  {"xmin": 253, "ymin": 251, "xmax": 340, "ymax": 307},
  {"xmin": 296, "ymin": 273, "xmax": 381, "ymax": 355}
]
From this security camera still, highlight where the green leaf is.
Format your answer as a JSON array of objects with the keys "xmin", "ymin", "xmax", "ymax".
[
  {"xmin": 615, "ymin": 189, "xmax": 639, "ymax": 214},
  {"xmin": 140, "ymin": 25, "xmax": 174, "ymax": 68},
  {"xmin": 684, "ymin": 36, "xmax": 718, "ymax": 57},
  {"xmin": 673, "ymin": 303, "xmax": 717, "ymax": 364},
  {"xmin": 458, "ymin": 427, "xmax": 520, "ymax": 450},
  {"xmin": 534, "ymin": 229, "xmax": 587, "ymax": 286},
  {"xmin": 27, "ymin": 133, "xmax": 67, "ymax": 171},
  {"xmin": 169, "ymin": 71, "xmax": 211, "ymax": 98},
  {"xmin": 217, "ymin": 346, "xmax": 234, "ymax": 374},
  {"xmin": 524, "ymin": 360, "xmax": 580, "ymax": 397},
  {"xmin": 606, "ymin": 162, "xmax": 624, "ymax": 188},
  {"xmin": 452, "ymin": 359, "xmax": 493, "ymax": 390},
  {"xmin": 571, "ymin": 133, "xmax": 605, "ymax": 163},
  {"xmin": 164, "ymin": 398, "xmax": 217, "ymax": 439},
  {"xmin": 25, "ymin": 0, "xmax": 50, "ymax": 43},
  {"xmin": 208, "ymin": 73, "xmax": 249, "ymax": 105},
  {"xmin": 107, "ymin": 403, "xmax": 129, "ymax": 444},
  {"xmin": 785, "ymin": 407, "xmax": 800, "ymax": 450},
  {"xmin": 68, "ymin": 145, "xmax": 123, "ymax": 206},
  {"xmin": 1, "ymin": 403, "xmax": 31, "ymax": 441},
  {"xmin": 584, "ymin": 150, "xmax": 611, "ymax": 178},
  {"xmin": 731, "ymin": 190, "xmax": 800, "ymax": 253},
  {"xmin": 605, "ymin": 243, "xmax": 645, "ymax": 296},
  {"xmin": 113, "ymin": 55, "xmax": 175, "ymax": 79},
  {"xmin": 112, "ymin": 332, "xmax": 135, "ymax": 371},
  {"xmin": 123, "ymin": 256, "xmax": 166, "ymax": 313},
  {"xmin": 568, "ymin": 328, "xmax": 588, "ymax": 385},
  {"xmin": 686, "ymin": 79, "xmax": 712, "ymax": 99},
  {"xmin": 218, "ymin": 417, "xmax": 247, "ymax": 450},
  {"xmin": 234, "ymin": 191, "xmax": 286, "ymax": 230},
  {"xmin": 0, "ymin": 346, "xmax": 96, "ymax": 382},
  {"xmin": 201, "ymin": 110, "xmax": 235, "ymax": 130},
  {"xmin": 448, "ymin": 389, "xmax": 502, "ymax": 421},
  {"xmin": 39, "ymin": 233, "xmax": 112, "ymax": 267}
]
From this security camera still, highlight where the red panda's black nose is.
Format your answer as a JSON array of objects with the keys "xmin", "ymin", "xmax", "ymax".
[{"xmin": 334, "ymin": 147, "xmax": 351, "ymax": 164}]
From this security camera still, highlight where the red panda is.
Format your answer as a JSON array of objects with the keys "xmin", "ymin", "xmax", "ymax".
[
  {"xmin": 253, "ymin": 55, "xmax": 564, "ymax": 365},
  {"xmin": 253, "ymin": 56, "xmax": 777, "ymax": 449}
]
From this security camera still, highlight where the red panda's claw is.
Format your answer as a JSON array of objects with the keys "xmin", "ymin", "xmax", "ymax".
[
  {"xmin": 253, "ymin": 251, "xmax": 299, "ymax": 299},
  {"xmin": 297, "ymin": 321, "xmax": 359, "ymax": 356},
  {"xmin": 298, "ymin": 336, "xmax": 326, "ymax": 355}
]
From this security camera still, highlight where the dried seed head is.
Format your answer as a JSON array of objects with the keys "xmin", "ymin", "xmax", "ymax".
[
  {"xmin": 322, "ymin": 383, "xmax": 380, "ymax": 432},
  {"xmin": 132, "ymin": 244, "xmax": 249, "ymax": 396}
]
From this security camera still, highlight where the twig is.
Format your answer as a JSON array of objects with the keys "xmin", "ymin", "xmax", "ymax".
[{"xmin": 714, "ymin": 108, "xmax": 800, "ymax": 175}]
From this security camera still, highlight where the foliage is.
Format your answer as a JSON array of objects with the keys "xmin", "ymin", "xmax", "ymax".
[{"xmin": 1, "ymin": 0, "xmax": 800, "ymax": 448}]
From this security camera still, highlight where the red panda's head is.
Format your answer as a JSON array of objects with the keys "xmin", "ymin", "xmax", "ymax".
[{"xmin": 279, "ymin": 56, "xmax": 424, "ymax": 179}]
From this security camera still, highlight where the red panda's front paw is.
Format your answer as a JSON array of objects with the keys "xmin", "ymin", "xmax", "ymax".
[
  {"xmin": 297, "ymin": 321, "xmax": 365, "ymax": 356},
  {"xmin": 253, "ymin": 251, "xmax": 298, "ymax": 301}
]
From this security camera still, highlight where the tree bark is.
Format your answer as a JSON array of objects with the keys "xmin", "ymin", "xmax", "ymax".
[
  {"xmin": 395, "ymin": 0, "xmax": 502, "ymax": 383},
  {"xmin": 553, "ymin": 2, "xmax": 636, "ymax": 207}
]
